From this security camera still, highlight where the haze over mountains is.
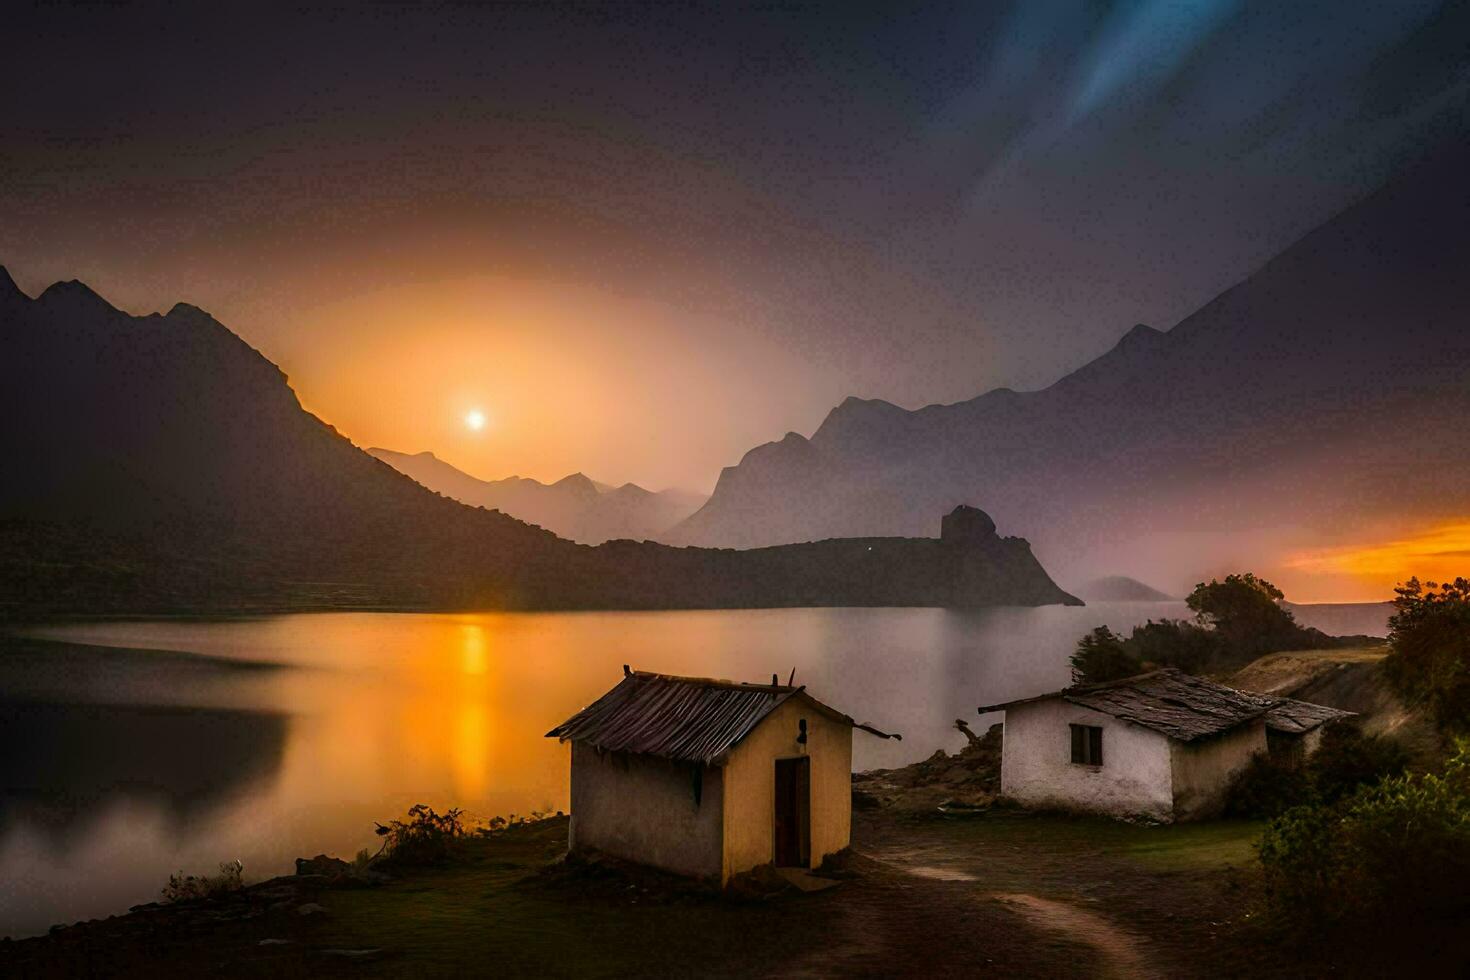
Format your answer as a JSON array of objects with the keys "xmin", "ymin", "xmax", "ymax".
[
  {"xmin": 1077, "ymin": 577, "xmax": 1175, "ymax": 603},
  {"xmin": 367, "ymin": 448, "xmax": 704, "ymax": 545},
  {"xmin": 0, "ymin": 269, "xmax": 1073, "ymax": 616},
  {"xmin": 667, "ymin": 134, "xmax": 1470, "ymax": 599}
]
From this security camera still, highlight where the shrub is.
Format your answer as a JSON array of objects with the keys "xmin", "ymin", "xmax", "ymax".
[
  {"xmin": 1070, "ymin": 571, "xmax": 1338, "ymax": 685},
  {"xmin": 1385, "ymin": 577, "xmax": 1470, "ymax": 733},
  {"xmin": 1069, "ymin": 626, "xmax": 1139, "ymax": 684},
  {"xmin": 1310, "ymin": 722, "xmax": 1409, "ymax": 804},
  {"xmin": 375, "ymin": 803, "xmax": 465, "ymax": 866},
  {"xmin": 1226, "ymin": 724, "xmax": 1409, "ymax": 818},
  {"xmin": 1224, "ymin": 754, "xmax": 1311, "ymax": 818},
  {"xmin": 162, "ymin": 860, "xmax": 244, "ymax": 903},
  {"xmin": 1259, "ymin": 742, "xmax": 1470, "ymax": 926},
  {"xmin": 1126, "ymin": 618, "xmax": 1223, "ymax": 673}
]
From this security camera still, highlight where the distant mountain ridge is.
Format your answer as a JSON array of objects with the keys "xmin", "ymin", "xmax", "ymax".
[
  {"xmin": 666, "ymin": 134, "xmax": 1470, "ymax": 584},
  {"xmin": 0, "ymin": 268, "xmax": 1075, "ymax": 616},
  {"xmin": 1077, "ymin": 577, "xmax": 1175, "ymax": 602},
  {"xmin": 366, "ymin": 448, "xmax": 704, "ymax": 545}
]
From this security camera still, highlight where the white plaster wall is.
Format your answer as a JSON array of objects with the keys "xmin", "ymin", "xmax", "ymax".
[
  {"xmin": 1169, "ymin": 720, "xmax": 1266, "ymax": 820},
  {"xmin": 1000, "ymin": 700, "xmax": 1175, "ymax": 821},
  {"xmin": 569, "ymin": 741, "xmax": 724, "ymax": 879}
]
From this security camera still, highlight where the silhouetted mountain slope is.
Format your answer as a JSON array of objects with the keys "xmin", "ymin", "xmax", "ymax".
[
  {"xmin": 668, "ymin": 134, "xmax": 1470, "ymax": 578},
  {"xmin": 0, "ymin": 273, "xmax": 1074, "ymax": 616},
  {"xmin": 1077, "ymin": 577, "xmax": 1176, "ymax": 602},
  {"xmin": 367, "ymin": 448, "xmax": 703, "ymax": 544}
]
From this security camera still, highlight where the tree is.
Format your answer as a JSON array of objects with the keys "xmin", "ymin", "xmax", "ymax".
[
  {"xmin": 1070, "ymin": 571, "xmax": 1342, "ymax": 686},
  {"xmin": 1070, "ymin": 626, "xmax": 1140, "ymax": 685},
  {"xmin": 1126, "ymin": 618, "xmax": 1222, "ymax": 674},
  {"xmin": 1385, "ymin": 577, "xmax": 1470, "ymax": 733},
  {"xmin": 1186, "ymin": 573, "xmax": 1310, "ymax": 660}
]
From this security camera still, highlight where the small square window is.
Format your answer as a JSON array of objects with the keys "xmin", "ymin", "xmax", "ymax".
[{"xmin": 1070, "ymin": 724, "xmax": 1103, "ymax": 766}]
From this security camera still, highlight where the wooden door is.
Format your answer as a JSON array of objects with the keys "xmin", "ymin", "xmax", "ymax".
[{"xmin": 773, "ymin": 757, "xmax": 810, "ymax": 867}]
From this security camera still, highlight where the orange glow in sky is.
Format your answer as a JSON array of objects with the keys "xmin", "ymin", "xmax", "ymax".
[
  {"xmin": 1283, "ymin": 520, "xmax": 1470, "ymax": 602},
  {"xmin": 275, "ymin": 275, "xmax": 815, "ymax": 493}
]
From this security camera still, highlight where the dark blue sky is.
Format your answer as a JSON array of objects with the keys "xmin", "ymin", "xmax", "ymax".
[{"xmin": 3, "ymin": 1, "xmax": 1467, "ymax": 488}]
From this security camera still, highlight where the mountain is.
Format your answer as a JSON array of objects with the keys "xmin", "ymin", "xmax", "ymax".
[
  {"xmin": 0, "ymin": 269, "xmax": 1074, "ymax": 616},
  {"xmin": 1077, "ymin": 577, "xmax": 1176, "ymax": 602},
  {"xmin": 666, "ymin": 135, "xmax": 1470, "ymax": 585},
  {"xmin": 366, "ymin": 448, "xmax": 704, "ymax": 544}
]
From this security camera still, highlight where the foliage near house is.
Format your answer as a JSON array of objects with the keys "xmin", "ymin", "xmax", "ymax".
[
  {"xmin": 161, "ymin": 860, "xmax": 244, "ymax": 903},
  {"xmin": 375, "ymin": 804, "xmax": 466, "ymax": 868},
  {"xmin": 1258, "ymin": 741, "xmax": 1470, "ymax": 928},
  {"xmin": 1070, "ymin": 573, "xmax": 1344, "ymax": 684},
  {"xmin": 1224, "ymin": 723, "xmax": 1409, "ymax": 818},
  {"xmin": 1384, "ymin": 577, "xmax": 1470, "ymax": 733}
]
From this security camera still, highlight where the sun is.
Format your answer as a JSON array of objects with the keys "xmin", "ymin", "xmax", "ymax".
[{"xmin": 464, "ymin": 409, "xmax": 486, "ymax": 432}]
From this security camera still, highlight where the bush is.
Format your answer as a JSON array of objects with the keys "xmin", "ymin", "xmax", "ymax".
[
  {"xmin": 1224, "ymin": 754, "xmax": 1312, "ymax": 818},
  {"xmin": 1385, "ymin": 577, "xmax": 1470, "ymax": 733},
  {"xmin": 1227, "ymin": 724, "xmax": 1409, "ymax": 818},
  {"xmin": 1126, "ymin": 618, "xmax": 1223, "ymax": 673},
  {"xmin": 1069, "ymin": 626, "xmax": 1139, "ymax": 684},
  {"xmin": 1259, "ymin": 742, "xmax": 1470, "ymax": 926},
  {"xmin": 162, "ymin": 860, "xmax": 244, "ymax": 903},
  {"xmin": 375, "ymin": 804, "xmax": 465, "ymax": 866},
  {"xmin": 1310, "ymin": 723, "xmax": 1410, "ymax": 804},
  {"xmin": 1069, "ymin": 571, "xmax": 1340, "ymax": 685}
]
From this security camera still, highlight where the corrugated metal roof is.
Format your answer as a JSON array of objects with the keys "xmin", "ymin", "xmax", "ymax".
[
  {"xmin": 979, "ymin": 668, "xmax": 1352, "ymax": 743},
  {"xmin": 546, "ymin": 669, "xmax": 898, "ymax": 764}
]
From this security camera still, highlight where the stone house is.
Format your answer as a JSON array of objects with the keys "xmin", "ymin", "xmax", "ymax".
[
  {"xmin": 547, "ymin": 668, "xmax": 898, "ymax": 883},
  {"xmin": 978, "ymin": 668, "xmax": 1350, "ymax": 822}
]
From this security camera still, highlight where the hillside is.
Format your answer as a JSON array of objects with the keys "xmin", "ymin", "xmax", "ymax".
[
  {"xmin": 1225, "ymin": 646, "xmax": 1439, "ymax": 762},
  {"xmin": 666, "ymin": 135, "xmax": 1470, "ymax": 584},
  {"xmin": 0, "ymin": 271, "xmax": 1074, "ymax": 616},
  {"xmin": 367, "ymin": 448, "xmax": 703, "ymax": 545}
]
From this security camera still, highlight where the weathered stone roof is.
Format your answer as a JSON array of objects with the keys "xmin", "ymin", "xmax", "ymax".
[
  {"xmin": 547, "ymin": 669, "xmax": 899, "ymax": 765},
  {"xmin": 1261, "ymin": 696, "xmax": 1354, "ymax": 735},
  {"xmin": 978, "ymin": 668, "xmax": 1352, "ymax": 743}
]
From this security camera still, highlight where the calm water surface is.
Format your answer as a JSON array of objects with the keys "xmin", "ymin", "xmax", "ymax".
[{"xmin": 0, "ymin": 601, "xmax": 1382, "ymax": 936}]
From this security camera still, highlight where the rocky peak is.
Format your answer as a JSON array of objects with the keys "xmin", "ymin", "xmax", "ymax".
[
  {"xmin": 552, "ymin": 472, "xmax": 600, "ymax": 498},
  {"xmin": 0, "ymin": 265, "xmax": 24, "ymax": 305},
  {"xmin": 811, "ymin": 396, "xmax": 912, "ymax": 452},
  {"xmin": 37, "ymin": 278, "xmax": 119, "ymax": 317},
  {"xmin": 940, "ymin": 505, "xmax": 997, "ymax": 545}
]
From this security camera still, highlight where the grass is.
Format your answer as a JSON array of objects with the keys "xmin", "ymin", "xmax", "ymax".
[
  {"xmin": 295, "ymin": 821, "xmax": 839, "ymax": 978},
  {"xmin": 903, "ymin": 809, "xmax": 1262, "ymax": 870},
  {"xmin": 318, "ymin": 811, "xmax": 1264, "ymax": 975},
  {"xmin": 0, "ymin": 812, "xmax": 1313, "ymax": 978},
  {"xmin": 1113, "ymin": 819, "xmax": 1262, "ymax": 870},
  {"xmin": 1274, "ymin": 644, "xmax": 1389, "ymax": 662}
]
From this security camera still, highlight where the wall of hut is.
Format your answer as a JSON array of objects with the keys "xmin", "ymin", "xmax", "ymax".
[
  {"xmin": 999, "ymin": 700, "xmax": 1175, "ymax": 821},
  {"xmin": 568, "ymin": 741, "xmax": 724, "ymax": 879},
  {"xmin": 721, "ymin": 696, "xmax": 853, "ymax": 880},
  {"xmin": 1169, "ymin": 719, "xmax": 1266, "ymax": 819}
]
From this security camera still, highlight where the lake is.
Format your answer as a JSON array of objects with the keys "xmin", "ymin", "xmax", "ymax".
[{"xmin": 0, "ymin": 601, "xmax": 1386, "ymax": 936}]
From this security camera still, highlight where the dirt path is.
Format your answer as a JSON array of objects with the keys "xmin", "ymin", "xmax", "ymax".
[
  {"xmin": 870, "ymin": 838, "xmax": 1163, "ymax": 979},
  {"xmin": 771, "ymin": 850, "xmax": 1103, "ymax": 979},
  {"xmin": 993, "ymin": 892, "xmax": 1159, "ymax": 980}
]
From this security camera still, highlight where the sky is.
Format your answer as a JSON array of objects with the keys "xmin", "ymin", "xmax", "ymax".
[{"xmin": 3, "ymin": 1, "xmax": 1467, "ymax": 493}]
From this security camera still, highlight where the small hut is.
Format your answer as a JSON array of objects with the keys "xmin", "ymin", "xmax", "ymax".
[
  {"xmin": 1261, "ymin": 697, "xmax": 1353, "ymax": 767},
  {"xmin": 978, "ymin": 669, "xmax": 1351, "ymax": 822},
  {"xmin": 546, "ymin": 668, "xmax": 898, "ymax": 883}
]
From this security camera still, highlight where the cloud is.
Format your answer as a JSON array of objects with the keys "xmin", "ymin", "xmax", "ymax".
[
  {"xmin": 1067, "ymin": 0, "xmax": 1245, "ymax": 122},
  {"xmin": 1286, "ymin": 522, "xmax": 1470, "ymax": 579}
]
